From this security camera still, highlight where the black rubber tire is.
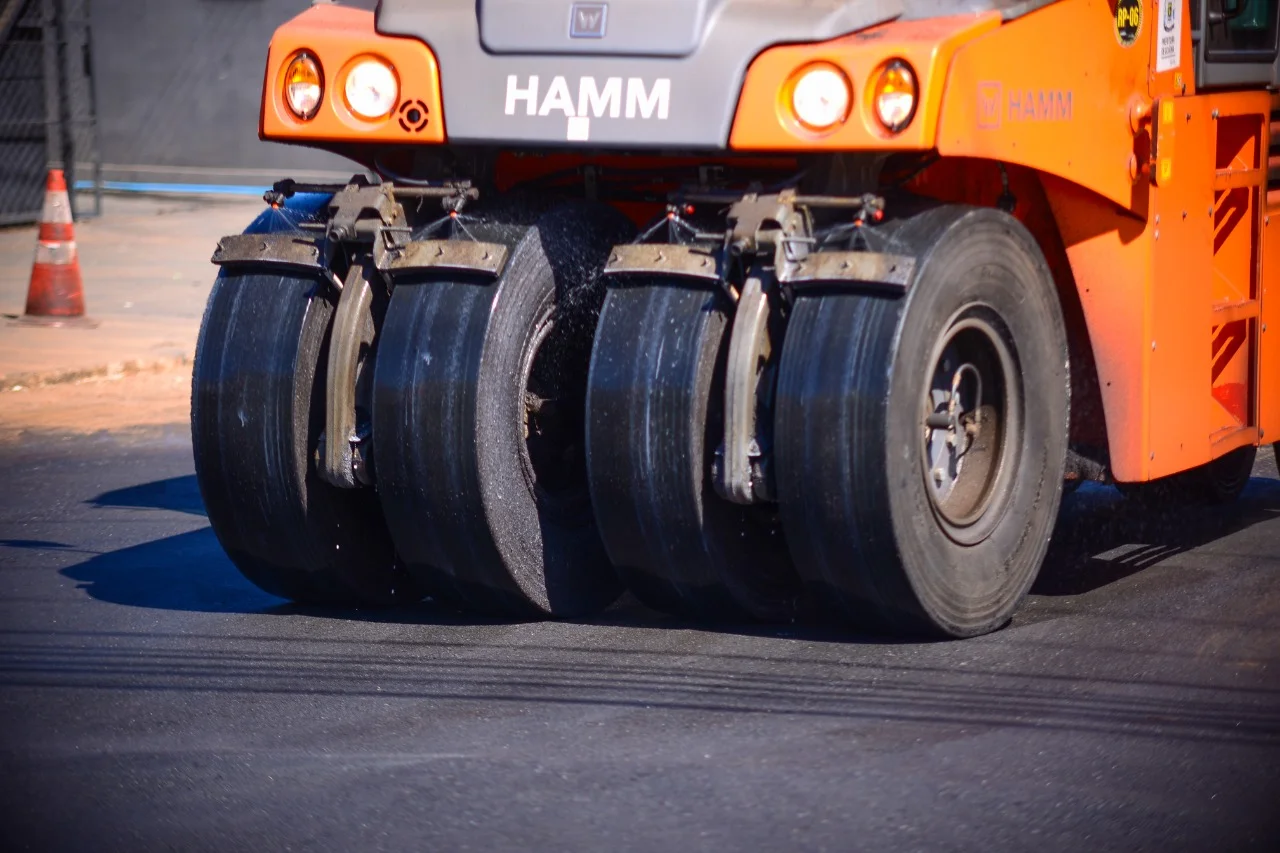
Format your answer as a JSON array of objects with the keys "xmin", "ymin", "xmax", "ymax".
[
  {"xmin": 585, "ymin": 283, "xmax": 802, "ymax": 621},
  {"xmin": 372, "ymin": 203, "xmax": 630, "ymax": 618},
  {"xmin": 775, "ymin": 206, "xmax": 1070, "ymax": 638},
  {"xmin": 1118, "ymin": 444, "xmax": 1257, "ymax": 506},
  {"xmin": 1205, "ymin": 445, "xmax": 1257, "ymax": 501},
  {"xmin": 191, "ymin": 269, "xmax": 417, "ymax": 606}
]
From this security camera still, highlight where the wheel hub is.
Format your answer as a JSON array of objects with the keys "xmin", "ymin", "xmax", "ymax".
[
  {"xmin": 924, "ymin": 360, "xmax": 982, "ymax": 503},
  {"xmin": 920, "ymin": 311, "xmax": 1018, "ymax": 542}
]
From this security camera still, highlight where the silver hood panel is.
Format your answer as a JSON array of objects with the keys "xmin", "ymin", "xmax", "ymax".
[{"xmin": 377, "ymin": 0, "xmax": 908, "ymax": 148}]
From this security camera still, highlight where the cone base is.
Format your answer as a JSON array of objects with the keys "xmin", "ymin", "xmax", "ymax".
[{"xmin": 8, "ymin": 314, "xmax": 100, "ymax": 329}]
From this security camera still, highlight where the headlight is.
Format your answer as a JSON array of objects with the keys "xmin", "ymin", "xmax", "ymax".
[
  {"xmin": 789, "ymin": 64, "xmax": 852, "ymax": 132},
  {"xmin": 344, "ymin": 58, "xmax": 399, "ymax": 120},
  {"xmin": 284, "ymin": 52, "xmax": 323, "ymax": 120},
  {"xmin": 872, "ymin": 60, "xmax": 918, "ymax": 133}
]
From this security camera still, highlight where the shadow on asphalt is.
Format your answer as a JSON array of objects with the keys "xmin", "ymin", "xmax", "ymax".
[
  {"xmin": 53, "ymin": 471, "xmax": 1280, "ymax": 632},
  {"xmin": 1032, "ymin": 476, "xmax": 1280, "ymax": 596},
  {"xmin": 90, "ymin": 475, "xmax": 207, "ymax": 516}
]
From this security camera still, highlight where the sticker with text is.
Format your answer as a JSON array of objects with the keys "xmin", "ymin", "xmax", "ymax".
[
  {"xmin": 1115, "ymin": 0, "xmax": 1143, "ymax": 47},
  {"xmin": 1156, "ymin": 0, "xmax": 1181, "ymax": 73}
]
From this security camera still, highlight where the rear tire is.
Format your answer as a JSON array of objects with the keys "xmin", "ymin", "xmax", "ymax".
[
  {"xmin": 1119, "ymin": 444, "xmax": 1257, "ymax": 506},
  {"xmin": 192, "ymin": 269, "xmax": 416, "ymax": 606},
  {"xmin": 585, "ymin": 282, "xmax": 801, "ymax": 621},
  {"xmin": 775, "ymin": 206, "xmax": 1069, "ymax": 637},
  {"xmin": 372, "ymin": 203, "xmax": 630, "ymax": 618}
]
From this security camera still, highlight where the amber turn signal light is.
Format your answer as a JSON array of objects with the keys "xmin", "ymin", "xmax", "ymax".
[
  {"xmin": 871, "ymin": 59, "xmax": 918, "ymax": 134},
  {"xmin": 284, "ymin": 52, "xmax": 323, "ymax": 120}
]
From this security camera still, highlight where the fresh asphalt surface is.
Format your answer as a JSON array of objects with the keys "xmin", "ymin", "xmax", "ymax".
[{"xmin": 0, "ymin": 430, "xmax": 1277, "ymax": 852}]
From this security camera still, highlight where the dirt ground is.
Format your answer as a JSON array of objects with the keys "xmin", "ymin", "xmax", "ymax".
[{"xmin": 0, "ymin": 365, "xmax": 192, "ymax": 443}]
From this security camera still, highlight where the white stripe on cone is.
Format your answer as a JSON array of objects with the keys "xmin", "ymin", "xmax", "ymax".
[
  {"xmin": 34, "ymin": 241, "xmax": 77, "ymax": 265},
  {"xmin": 41, "ymin": 189, "xmax": 73, "ymax": 225}
]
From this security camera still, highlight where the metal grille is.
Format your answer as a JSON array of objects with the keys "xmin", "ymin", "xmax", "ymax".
[{"xmin": 0, "ymin": 0, "xmax": 101, "ymax": 226}]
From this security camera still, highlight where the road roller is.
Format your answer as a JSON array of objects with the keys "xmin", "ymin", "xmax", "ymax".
[{"xmin": 192, "ymin": 0, "xmax": 1280, "ymax": 637}]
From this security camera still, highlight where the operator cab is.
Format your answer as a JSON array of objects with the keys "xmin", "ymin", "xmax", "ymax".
[{"xmin": 1192, "ymin": 0, "xmax": 1280, "ymax": 88}]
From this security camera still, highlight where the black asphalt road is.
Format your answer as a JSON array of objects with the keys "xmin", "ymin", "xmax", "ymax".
[{"xmin": 1, "ymin": 430, "xmax": 1278, "ymax": 852}]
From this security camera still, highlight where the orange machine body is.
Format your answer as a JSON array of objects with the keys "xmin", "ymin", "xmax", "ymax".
[
  {"xmin": 259, "ymin": 0, "xmax": 1278, "ymax": 484},
  {"xmin": 259, "ymin": 5, "xmax": 444, "ymax": 147}
]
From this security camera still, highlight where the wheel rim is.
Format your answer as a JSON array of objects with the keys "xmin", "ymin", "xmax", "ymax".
[
  {"xmin": 518, "ymin": 304, "xmax": 592, "ymax": 522},
  {"xmin": 920, "ymin": 306, "xmax": 1021, "ymax": 546}
]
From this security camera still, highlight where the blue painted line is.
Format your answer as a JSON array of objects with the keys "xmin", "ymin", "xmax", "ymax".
[{"xmin": 73, "ymin": 180, "xmax": 267, "ymax": 197}]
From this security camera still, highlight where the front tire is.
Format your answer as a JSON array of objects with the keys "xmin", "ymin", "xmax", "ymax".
[
  {"xmin": 192, "ymin": 269, "xmax": 416, "ymax": 606},
  {"xmin": 775, "ymin": 206, "xmax": 1070, "ymax": 638},
  {"xmin": 585, "ymin": 282, "xmax": 802, "ymax": 621},
  {"xmin": 372, "ymin": 203, "xmax": 630, "ymax": 618}
]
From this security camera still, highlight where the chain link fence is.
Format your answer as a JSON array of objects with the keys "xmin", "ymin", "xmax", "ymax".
[
  {"xmin": 0, "ymin": 0, "xmax": 101, "ymax": 226},
  {"xmin": 3, "ymin": 0, "xmax": 389, "ymax": 223}
]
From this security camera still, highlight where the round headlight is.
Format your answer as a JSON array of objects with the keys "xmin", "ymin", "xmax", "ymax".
[
  {"xmin": 790, "ymin": 64, "xmax": 852, "ymax": 132},
  {"xmin": 873, "ymin": 60, "xmax": 918, "ymax": 133},
  {"xmin": 284, "ymin": 52, "xmax": 323, "ymax": 120},
  {"xmin": 344, "ymin": 58, "xmax": 399, "ymax": 119}
]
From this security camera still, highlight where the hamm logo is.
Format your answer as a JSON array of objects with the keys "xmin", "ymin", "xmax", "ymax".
[{"xmin": 504, "ymin": 75, "xmax": 670, "ymax": 141}]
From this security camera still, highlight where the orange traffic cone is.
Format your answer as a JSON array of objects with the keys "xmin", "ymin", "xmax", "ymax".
[{"xmin": 15, "ymin": 169, "xmax": 96, "ymax": 328}]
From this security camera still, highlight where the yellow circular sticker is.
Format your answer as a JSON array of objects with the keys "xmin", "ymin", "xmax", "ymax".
[{"xmin": 1116, "ymin": 0, "xmax": 1143, "ymax": 47}]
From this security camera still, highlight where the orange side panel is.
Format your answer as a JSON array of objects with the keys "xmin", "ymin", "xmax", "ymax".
[
  {"xmin": 1042, "ymin": 175, "xmax": 1153, "ymax": 482},
  {"xmin": 260, "ymin": 5, "xmax": 445, "ymax": 146},
  {"xmin": 1260, "ymin": 96, "xmax": 1280, "ymax": 448},
  {"xmin": 1147, "ymin": 97, "xmax": 1216, "ymax": 477},
  {"xmin": 1043, "ymin": 89, "xmax": 1270, "ymax": 483},
  {"xmin": 728, "ymin": 14, "xmax": 999, "ymax": 152},
  {"xmin": 937, "ymin": 0, "xmax": 1152, "ymax": 213}
]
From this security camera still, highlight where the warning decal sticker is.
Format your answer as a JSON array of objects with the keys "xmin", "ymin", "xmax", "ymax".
[
  {"xmin": 1157, "ymin": 0, "xmax": 1182, "ymax": 72},
  {"xmin": 1115, "ymin": 0, "xmax": 1143, "ymax": 48}
]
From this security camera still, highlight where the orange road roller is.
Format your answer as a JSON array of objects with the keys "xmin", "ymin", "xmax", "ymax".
[{"xmin": 192, "ymin": 0, "xmax": 1280, "ymax": 637}]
